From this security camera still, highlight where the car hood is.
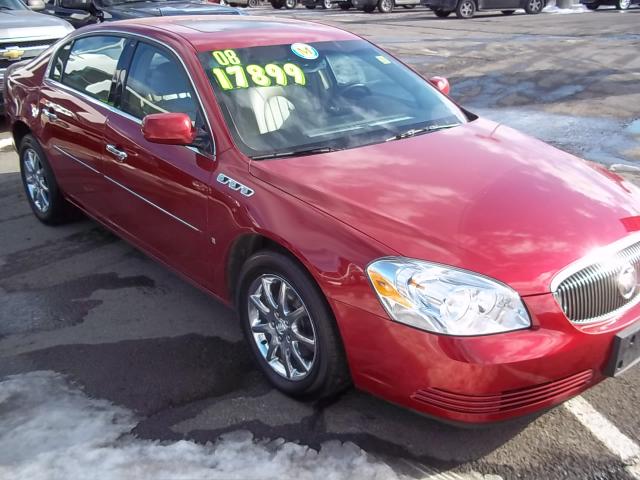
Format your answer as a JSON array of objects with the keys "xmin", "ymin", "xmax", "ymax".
[
  {"xmin": 0, "ymin": 10, "xmax": 73, "ymax": 40},
  {"xmin": 249, "ymin": 118, "xmax": 640, "ymax": 296},
  {"xmin": 105, "ymin": 1, "xmax": 241, "ymax": 17}
]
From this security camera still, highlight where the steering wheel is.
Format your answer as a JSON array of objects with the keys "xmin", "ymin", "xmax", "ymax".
[{"xmin": 339, "ymin": 83, "xmax": 372, "ymax": 99}]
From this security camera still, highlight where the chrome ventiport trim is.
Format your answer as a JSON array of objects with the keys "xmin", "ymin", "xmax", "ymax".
[{"xmin": 216, "ymin": 173, "xmax": 255, "ymax": 197}]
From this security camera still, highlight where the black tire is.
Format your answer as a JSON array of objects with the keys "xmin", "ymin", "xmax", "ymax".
[
  {"xmin": 271, "ymin": 0, "xmax": 284, "ymax": 7},
  {"xmin": 615, "ymin": 0, "xmax": 630, "ymax": 9},
  {"xmin": 285, "ymin": 0, "xmax": 297, "ymax": 7},
  {"xmin": 363, "ymin": 3, "xmax": 375, "ymax": 10},
  {"xmin": 339, "ymin": 1, "xmax": 351, "ymax": 8},
  {"xmin": 378, "ymin": 0, "xmax": 393, "ymax": 12},
  {"xmin": 584, "ymin": 2, "xmax": 599, "ymax": 8},
  {"xmin": 248, "ymin": 0, "xmax": 259, "ymax": 7},
  {"xmin": 305, "ymin": 3, "xmax": 316, "ymax": 6},
  {"xmin": 524, "ymin": 0, "xmax": 543, "ymax": 13},
  {"xmin": 433, "ymin": 7, "xmax": 451, "ymax": 16},
  {"xmin": 455, "ymin": 0, "xmax": 475, "ymax": 17},
  {"xmin": 501, "ymin": 8, "xmax": 515, "ymax": 13},
  {"xmin": 19, "ymin": 134, "xmax": 72, "ymax": 225},
  {"xmin": 402, "ymin": 3, "xmax": 416, "ymax": 7},
  {"xmin": 237, "ymin": 251, "xmax": 350, "ymax": 399}
]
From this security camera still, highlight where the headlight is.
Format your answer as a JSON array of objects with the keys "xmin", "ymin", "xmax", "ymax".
[{"xmin": 366, "ymin": 258, "xmax": 531, "ymax": 336}]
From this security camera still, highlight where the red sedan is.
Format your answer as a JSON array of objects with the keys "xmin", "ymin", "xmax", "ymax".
[{"xmin": 5, "ymin": 16, "xmax": 640, "ymax": 424}]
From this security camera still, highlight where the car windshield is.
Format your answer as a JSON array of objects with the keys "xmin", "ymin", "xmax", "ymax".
[
  {"xmin": 199, "ymin": 40, "xmax": 467, "ymax": 159},
  {"xmin": 0, "ymin": 0, "xmax": 28, "ymax": 10}
]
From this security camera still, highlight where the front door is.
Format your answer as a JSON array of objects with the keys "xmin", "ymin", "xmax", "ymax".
[{"xmin": 102, "ymin": 40, "xmax": 215, "ymax": 286}]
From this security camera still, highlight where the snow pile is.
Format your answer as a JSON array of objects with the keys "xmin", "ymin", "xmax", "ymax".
[
  {"xmin": 543, "ymin": 0, "xmax": 592, "ymax": 13},
  {"xmin": 0, "ymin": 371, "xmax": 401, "ymax": 480}
]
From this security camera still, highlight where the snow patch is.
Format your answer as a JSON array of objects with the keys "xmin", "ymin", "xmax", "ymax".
[
  {"xmin": 477, "ymin": 108, "xmax": 639, "ymax": 166},
  {"xmin": 543, "ymin": 0, "xmax": 592, "ymax": 13},
  {"xmin": 0, "ymin": 371, "xmax": 401, "ymax": 480}
]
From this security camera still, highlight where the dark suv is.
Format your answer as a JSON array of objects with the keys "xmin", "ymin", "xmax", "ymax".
[{"xmin": 423, "ymin": 0, "xmax": 544, "ymax": 18}]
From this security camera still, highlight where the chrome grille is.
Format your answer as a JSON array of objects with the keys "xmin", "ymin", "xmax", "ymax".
[{"xmin": 554, "ymin": 240, "xmax": 640, "ymax": 323}]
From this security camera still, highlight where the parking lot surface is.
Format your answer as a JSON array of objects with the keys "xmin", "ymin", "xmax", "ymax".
[{"xmin": 1, "ymin": 7, "xmax": 640, "ymax": 479}]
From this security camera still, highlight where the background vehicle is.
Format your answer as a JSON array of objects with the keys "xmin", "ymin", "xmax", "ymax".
[
  {"xmin": 424, "ymin": 0, "xmax": 545, "ymax": 18},
  {"xmin": 581, "ymin": 0, "xmax": 637, "ymax": 9},
  {"xmin": 352, "ymin": 0, "xmax": 419, "ymax": 12},
  {"xmin": 0, "ymin": 0, "xmax": 73, "ymax": 113},
  {"xmin": 43, "ymin": 0, "xmax": 241, "ymax": 29},
  {"xmin": 271, "ymin": 0, "xmax": 298, "ymax": 9}
]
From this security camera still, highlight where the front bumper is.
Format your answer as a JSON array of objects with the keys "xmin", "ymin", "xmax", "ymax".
[{"xmin": 334, "ymin": 293, "xmax": 640, "ymax": 424}]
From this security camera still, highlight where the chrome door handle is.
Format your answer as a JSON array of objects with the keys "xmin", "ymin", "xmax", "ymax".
[
  {"xmin": 42, "ymin": 109, "xmax": 57, "ymax": 121},
  {"xmin": 106, "ymin": 144, "xmax": 127, "ymax": 162}
]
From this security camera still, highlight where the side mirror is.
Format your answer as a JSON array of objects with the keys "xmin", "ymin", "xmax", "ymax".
[
  {"xmin": 142, "ymin": 113, "xmax": 196, "ymax": 146},
  {"xmin": 429, "ymin": 76, "xmax": 451, "ymax": 96},
  {"xmin": 60, "ymin": 0, "xmax": 92, "ymax": 9}
]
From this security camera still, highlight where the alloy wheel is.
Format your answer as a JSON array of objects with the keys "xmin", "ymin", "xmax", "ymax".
[
  {"xmin": 617, "ymin": 0, "xmax": 630, "ymax": 8},
  {"xmin": 380, "ymin": 0, "xmax": 393, "ymax": 10},
  {"xmin": 459, "ymin": 0, "xmax": 474, "ymax": 16},
  {"xmin": 23, "ymin": 148, "xmax": 50, "ymax": 214},
  {"xmin": 247, "ymin": 274, "xmax": 317, "ymax": 381},
  {"xmin": 527, "ymin": 0, "xmax": 542, "ymax": 11}
]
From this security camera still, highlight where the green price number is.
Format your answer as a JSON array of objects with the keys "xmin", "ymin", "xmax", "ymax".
[{"xmin": 212, "ymin": 63, "xmax": 306, "ymax": 90}]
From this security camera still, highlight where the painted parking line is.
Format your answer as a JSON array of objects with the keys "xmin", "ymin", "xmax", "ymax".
[{"xmin": 565, "ymin": 396, "xmax": 640, "ymax": 478}]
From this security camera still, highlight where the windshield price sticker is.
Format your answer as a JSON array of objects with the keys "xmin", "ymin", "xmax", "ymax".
[{"xmin": 212, "ymin": 63, "xmax": 306, "ymax": 90}]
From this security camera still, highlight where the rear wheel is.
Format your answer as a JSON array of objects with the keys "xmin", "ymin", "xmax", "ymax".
[
  {"xmin": 19, "ymin": 135, "xmax": 72, "ymax": 225},
  {"xmin": 238, "ymin": 251, "xmax": 350, "ymax": 399},
  {"xmin": 378, "ymin": 0, "xmax": 394, "ymax": 12},
  {"xmin": 322, "ymin": 0, "xmax": 332, "ymax": 7},
  {"xmin": 616, "ymin": 0, "xmax": 630, "ymax": 9},
  {"xmin": 524, "ymin": 0, "xmax": 543, "ymax": 13},
  {"xmin": 248, "ymin": 0, "xmax": 259, "ymax": 7},
  {"xmin": 363, "ymin": 3, "xmax": 376, "ymax": 9},
  {"xmin": 455, "ymin": 0, "xmax": 475, "ymax": 17},
  {"xmin": 501, "ymin": 8, "xmax": 515, "ymax": 13},
  {"xmin": 285, "ymin": 0, "xmax": 297, "ymax": 7},
  {"xmin": 584, "ymin": 2, "xmax": 599, "ymax": 8},
  {"xmin": 433, "ymin": 7, "xmax": 451, "ymax": 15}
]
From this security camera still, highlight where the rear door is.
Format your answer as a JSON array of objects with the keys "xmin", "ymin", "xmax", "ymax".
[
  {"xmin": 102, "ymin": 40, "xmax": 215, "ymax": 285},
  {"xmin": 39, "ymin": 34, "xmax": 126, "ymax": 216}
]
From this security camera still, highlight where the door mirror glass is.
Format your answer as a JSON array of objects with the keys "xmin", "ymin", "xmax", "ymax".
[
  {"xmin": 142, "ymin": 113, "xmax": 196, "ymax": 146},
  {"xmin": 60, "ymin": 0, "xmax": 91, "ymax": 10},
  {"xmin": 429, "ymin": 76, "xmax": 450, "ymax": 96}
]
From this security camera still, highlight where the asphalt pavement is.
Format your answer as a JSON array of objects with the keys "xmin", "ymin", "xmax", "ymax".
[{"xmin": 1, "ymin": 6, "xmax": 640, "ymax": 479}]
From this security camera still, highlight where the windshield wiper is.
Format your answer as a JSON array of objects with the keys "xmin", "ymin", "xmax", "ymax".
[
  {"xmin": 251, "ymin": 147, "xmax": 342, "ymax": 160},
  {"xmin": 385, "ymin": 123, "xmax": 460, "ymax": 142}
]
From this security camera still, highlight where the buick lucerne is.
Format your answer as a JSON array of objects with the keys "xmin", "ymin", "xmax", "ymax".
[{"xmin": 6, "ymin": 16, "xmax": 640, "ymax": 424}]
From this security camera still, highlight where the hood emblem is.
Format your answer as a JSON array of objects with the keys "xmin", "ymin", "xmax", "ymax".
[
  {"xmin": 1, "ymin": 48, "xmax": 25, "ymax": 61},
  {"xmin": 616, "ymin": 262, "xmax": 638, "ymax": 300}
]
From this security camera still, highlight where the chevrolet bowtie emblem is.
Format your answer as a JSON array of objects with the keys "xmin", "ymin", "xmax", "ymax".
[{"xmin": 2, "ymin": 48, "xmax": 25, "ymax": 61}]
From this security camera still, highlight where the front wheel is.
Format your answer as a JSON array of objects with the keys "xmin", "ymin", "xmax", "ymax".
[
  {"xmin": 248, "ymin": 0, "xmax": 259, "ymax": 6},
  {"xmin": 285, "ymin": 0, "xmax": 297, "ymax": 7},
  {"xmin": 238, "ymin": 251, "xmax": 350, "ymax": 398},
  {"xmin": 524, "ymin": 0, "xmax": 543, "ymax": 13},
  {"xmin": 433, "ymin": 7, "xmax": 451, "ymax": 15},
  {"xmin": 322, "ymin": 0, "xmax": 332, "ymax": 7},
  {"xmin": 616, "ymin": 0, "xmax": 630, "ymax": 9},
  {"xmin": 455, "ymin": 0, "xmax": 475, "ymax": 17},
  {"xmin": 378, "ymin": 0, "xmax": 394, "ymax": 12},
  {"xmin": 19, "ymin": 134, "xmax": 72, "ymax": 225}
]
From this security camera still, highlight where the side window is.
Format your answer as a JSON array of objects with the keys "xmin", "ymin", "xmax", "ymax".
[
  {"xmin": 121, "ymin": 42, "xmax": 199, "ymax": 122},
  {"xmin": 50, "ymin": 42, "xmax": 72, "ymax": 83},
  {"xmin": 62, "ymin": 36, "xmax": 125, "ymax": 104}
]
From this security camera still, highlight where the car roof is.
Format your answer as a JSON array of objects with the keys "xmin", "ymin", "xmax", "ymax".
[{"xmin": 87, "ymin": 16, "xmax": 359, "ymax": 51}]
